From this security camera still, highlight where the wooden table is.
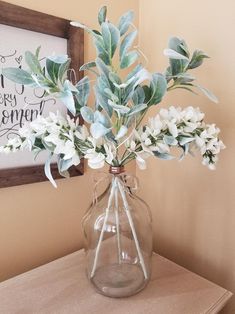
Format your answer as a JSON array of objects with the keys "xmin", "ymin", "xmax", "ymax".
[{"xmin": 0, "ymin": 250, "xmax": 232, "ymax": 314}]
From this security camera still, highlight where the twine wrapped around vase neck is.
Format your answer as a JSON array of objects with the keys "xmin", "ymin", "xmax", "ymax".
[{"xmin": 109, "ymin": 166, "xmax": 125, "ymax": 175}]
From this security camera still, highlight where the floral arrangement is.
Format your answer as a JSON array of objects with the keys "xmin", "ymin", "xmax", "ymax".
[{"xmin": 0, "ymin": 6, "xmax": 225, "ymax": 187}]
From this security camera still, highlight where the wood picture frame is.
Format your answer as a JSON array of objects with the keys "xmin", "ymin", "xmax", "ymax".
[{"xmin": 0, "ymin": 0, "xmax": 84, "ymax": 188}]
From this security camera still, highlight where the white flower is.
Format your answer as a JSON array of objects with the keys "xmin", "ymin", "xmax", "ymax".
[
  {"xmin": 195, "ymin": 135, "xmax": 205, "ymax": 148},
  {"xmin": 182, "ymin": 106, "xmax": 204, "ymax": 123},
  {"xmin": 156, "ymin": 142, "xmax": 170, "ymax": 153},
  {"xmin": 54, "ymin": 140, "xmax": 76, "ymax": 160},
  {"xmin": 167, "ymin": 122, "xmax": 178, "ymax": 137},
  {"xmin": 44, "ymin": 133, "xmax": 60, "ymax": 146},
  {"xmin": 149, "ymin": 116, "xmax": 163, "ymax": 135},
  {"xmin": 144, "ymin": 138, "xmax": 152, "ymax": 146},
  {"xmin": 104, "ymin": 143, "xmax": 116, "ymax": 164},
  {"xmin": 202, "ymin": 156, "xmax": 217, "ymax": 170},
  {"xmin": 85, "ymin": 150, "xmax": 105, "ymax": 169}
]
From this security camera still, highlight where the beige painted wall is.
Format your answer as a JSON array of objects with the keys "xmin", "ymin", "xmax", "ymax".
[
  {"xmin": 0, "ymin": 0, "xmax": 137, "ymax": 282},
  {"xmin": 138, "ymin": 0, "xmax": 235, "ymax": 313}
]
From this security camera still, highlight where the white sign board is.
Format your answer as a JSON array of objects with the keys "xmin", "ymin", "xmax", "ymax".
[{"xmin": 0, "ymin": 24, "xmax": 67, "ymax": 169}]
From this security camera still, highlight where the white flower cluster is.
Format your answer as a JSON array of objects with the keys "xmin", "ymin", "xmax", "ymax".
[
  {"xmin": 1, "ymin": 112, "xmax": 83, "ymax": 166},
  {"xmin": 126, "ymin": 106, "xmax": 225, "ymax": 170},
  {"xmin": 0, "ymin": 106, "xmax": 225, "ymax": 179},
  {"xmin": 84, "ymin": 137, "xmax": 116, "ymax": 169},
  {"xmin": 0, "ymin": 112, "xmax": 116, "ymax": 171}
]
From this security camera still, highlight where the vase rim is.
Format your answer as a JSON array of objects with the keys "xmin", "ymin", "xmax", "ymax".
[{"xmin": 109, "ymin": 165, "xmax": 125, "ymax": 174}]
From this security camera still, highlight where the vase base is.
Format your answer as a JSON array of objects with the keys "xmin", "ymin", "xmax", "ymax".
[{"xmin": 90, "ymin": 263, "xmax": 148, "ymax": 298}]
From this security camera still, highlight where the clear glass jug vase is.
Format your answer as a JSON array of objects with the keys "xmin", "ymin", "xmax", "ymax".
[{"xmin": 82, "ymin": 166, "xmax": 152, "ymax": 298}]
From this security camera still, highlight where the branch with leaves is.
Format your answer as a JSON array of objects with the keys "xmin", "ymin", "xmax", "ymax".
[{"xmin": 0, "ymin": 6, "xmax": 224, "ymax": 186}]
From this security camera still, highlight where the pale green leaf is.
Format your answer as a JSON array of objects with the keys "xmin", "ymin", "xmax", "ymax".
[
  {"xmin": 44, "ymin": 153, "xmax": 57, "ymax": 188},
  {"xmin": 120, "ymin": 51, "xmax": 139, "ymax": 69},
  {"xmin": 195, "ymin": 84, "xmax": 218, "ymax": 103},
  {"xmin": 25, "ymin": 51, "xmax": 41, "ymax": 74},
  {"xmin": 90, "ymin": 122, "xmax": 110, "ymax": 139},
  {"xmin": 2, "ymin": 67, "xmax": 34, "ymax": 85},
  {"xmin": 98, "ymin": 6, "xmax": 107, "ymax": 25},
  {"xmin": 80, "ymin": 106, "xmax": 94, "ymax": 123},
  {"xmin": 75, "ymin": 76, "xmax": 90, "ymax": 107},
  {"xmin": 120, "ymin": 30, "xmax": 137, "ymax": 62},
  {"xmin": 118, "ymin": 10, "xmax": 134, "ymax": 36},
  {"xmin": 163, "ymin": 49, "xmax": 189, "ymax": 60},
  {"xmin": 128, "ymin": 103, "xmax": 147, "ymax": 116},
  {"xmin": 149, "ymin": 73, "xmax": 167, "ymax": 106},
  {"xmin": 153, "ymin": 151, "xmax": 174, "ymax": 160}
]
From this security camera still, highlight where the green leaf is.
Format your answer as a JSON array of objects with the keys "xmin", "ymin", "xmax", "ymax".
[
  {"xmin": 148, "ymin": 73, "xmax": 167, "ymax": 106},
  {"xmin": 94, "ymin": 111, "xmax": 110, "ymax": 128},
  {"xmin": 153, "ymin": 151, "xmax": 174, "ymax": 160},
  {"xmin": 120, "ymin": 51, "xmax": 139, "ymax": 69},
  {"xmin": 164, "ymin": 135, "xmax": 178, "ymax": 146},
  {"xmin": 80, "ymin": 61, "xmax": 96, "ymax": 71},
  {"xmin": 172, "ymin": 85, "xmax": 197, "ymax": 94},
  {"xmin": 104, "ymin": 88, "xmax": 119, "ymax": 102},
  {"xmin": 120, "ymin": 30, "xmax": 137, "ymax": 62},
  {"xmin": 123, "ymin": 68, "xmax": 151, "ymax": 103},
  {"xmin": 45, "ymin": 153, "xmax": 57, "ymax": 188},
  {"xmin": 142, "ymin": 85, "xmax": 152, "ymax": 103},
  {"xmin": 108, "ymin": 100, "xmax": 130, "ymax": 114},
  {"xmin": 2, "ymin": 67, "xmax": 35, "ymax": 85},
  {"xmin": 94, "ymin": 85, "xmax": 113, "ymax": 117},
  {"xmin": 93, "ymin": 36, "xmax": 110, "ymax": 65},
  {"xmin": 195, "ymin": 84, "xmax": 218, "ymax": 103},
  {"xmin": 174, "ymin": 73, "xmax": 195, "ymax": 84},
  {"xmin": 96, "ymin": 57, "xmax": 110, "ymax": 79},
  {"xmin": 75, "ymin": 76, "xmax": 90, "ymax": 107},
  {"xmin": 132, "ymin": 86, "xmax": 145, "ymax": 105},
  {"xmin": 118, "ymin": 10, "xmax": 134, "ymax": 36},
  {"xmin": 168, "ymin": 37, "xmax": 189, "ymax": 75},
  {"xmin": 90, "ymin": 122, "xmax": 110, "ymax": 139},
  {"xmin": 57, "ymin": 157, "xmax": 71, "ymax": 178},
  {"xmin": 80, "ymin": 106, "xmax": 94, "ymax": 123},
  {"xmin": 128, "ymin": 103, "xmax": 147, "ymax": 116},
  {"xmin": 109, "ymin": 72, "xmax": 122, "ymax": 85},
  {"xmin": 188, "ymin": 50, "xmax": 209, "ymax": 69},
  {"xmin": 126, "ymin": 64, "xmax": 143, "ymax": 80},
  {"xmin": 169, "ymin": 37, "xmax": 189, "ymax": 56},
  {"xmin": 98, "ymin": 6, "xmax": 107, "ymax": 25},
  {"xmin": 59, "ymin": 84, "xmax": 76, "ymax": 115},
  {"xmin": 58, "ymin": 59, "xmax": 70, "ymax": 83},
  {"xmin": 164, "ymin": 48, "xmax": 189, "ymax": 60},
  {"xmin": 178, "ymin": 136, "xmax": 194, "ymax": 145},
  {"xmin": 35, "ymin": 46, "xmax": 41, "ymax": 59},
  {"xmin": 179, "ymin": 41, "xmax": 190, "ymax": 58},
  {"xmin": 101, "ymin": 22, "xmax": 120, "ymax": 58},
  {"xmin": 115, "ymin": 125, "xmax": 128, "ymax": 140},
  {"xmin": 47, "ymin": 55, "xmax": 68, "ymax": 64},
  {"xmin": 25, "ymin": 51, "xmax": 41, "ymax": 74},
  {"xmin": 46, "ymin": 59, "xmax": 60, "ymax": 83}
]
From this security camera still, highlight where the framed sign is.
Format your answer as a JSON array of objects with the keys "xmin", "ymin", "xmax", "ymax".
[{"xmin": 0, "ymin": 1, "xmax": 84, "ymax": 188}]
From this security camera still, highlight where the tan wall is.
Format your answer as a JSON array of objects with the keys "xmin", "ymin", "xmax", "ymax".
[
  {"xmin": 138, "ymin": 0, "xmax": 235, "ymax": 313},
  {"xmin": 0, "ymin": 0, "xmax": 137, "ymax": 281}
]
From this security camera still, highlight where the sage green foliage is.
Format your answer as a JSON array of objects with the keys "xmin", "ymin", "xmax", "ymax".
[
  {"xmin": 2, "ymin": 6, "xmax": 216, "ymax": 143},
  {"xmin": 165, "ymin": 37, "xmax": 217, "ymax": 102}
]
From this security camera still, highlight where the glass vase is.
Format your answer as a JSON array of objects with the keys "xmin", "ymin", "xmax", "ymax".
[{"xmin": 82, "ymin": 166, "xmax": 152, "ymax": 298}]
